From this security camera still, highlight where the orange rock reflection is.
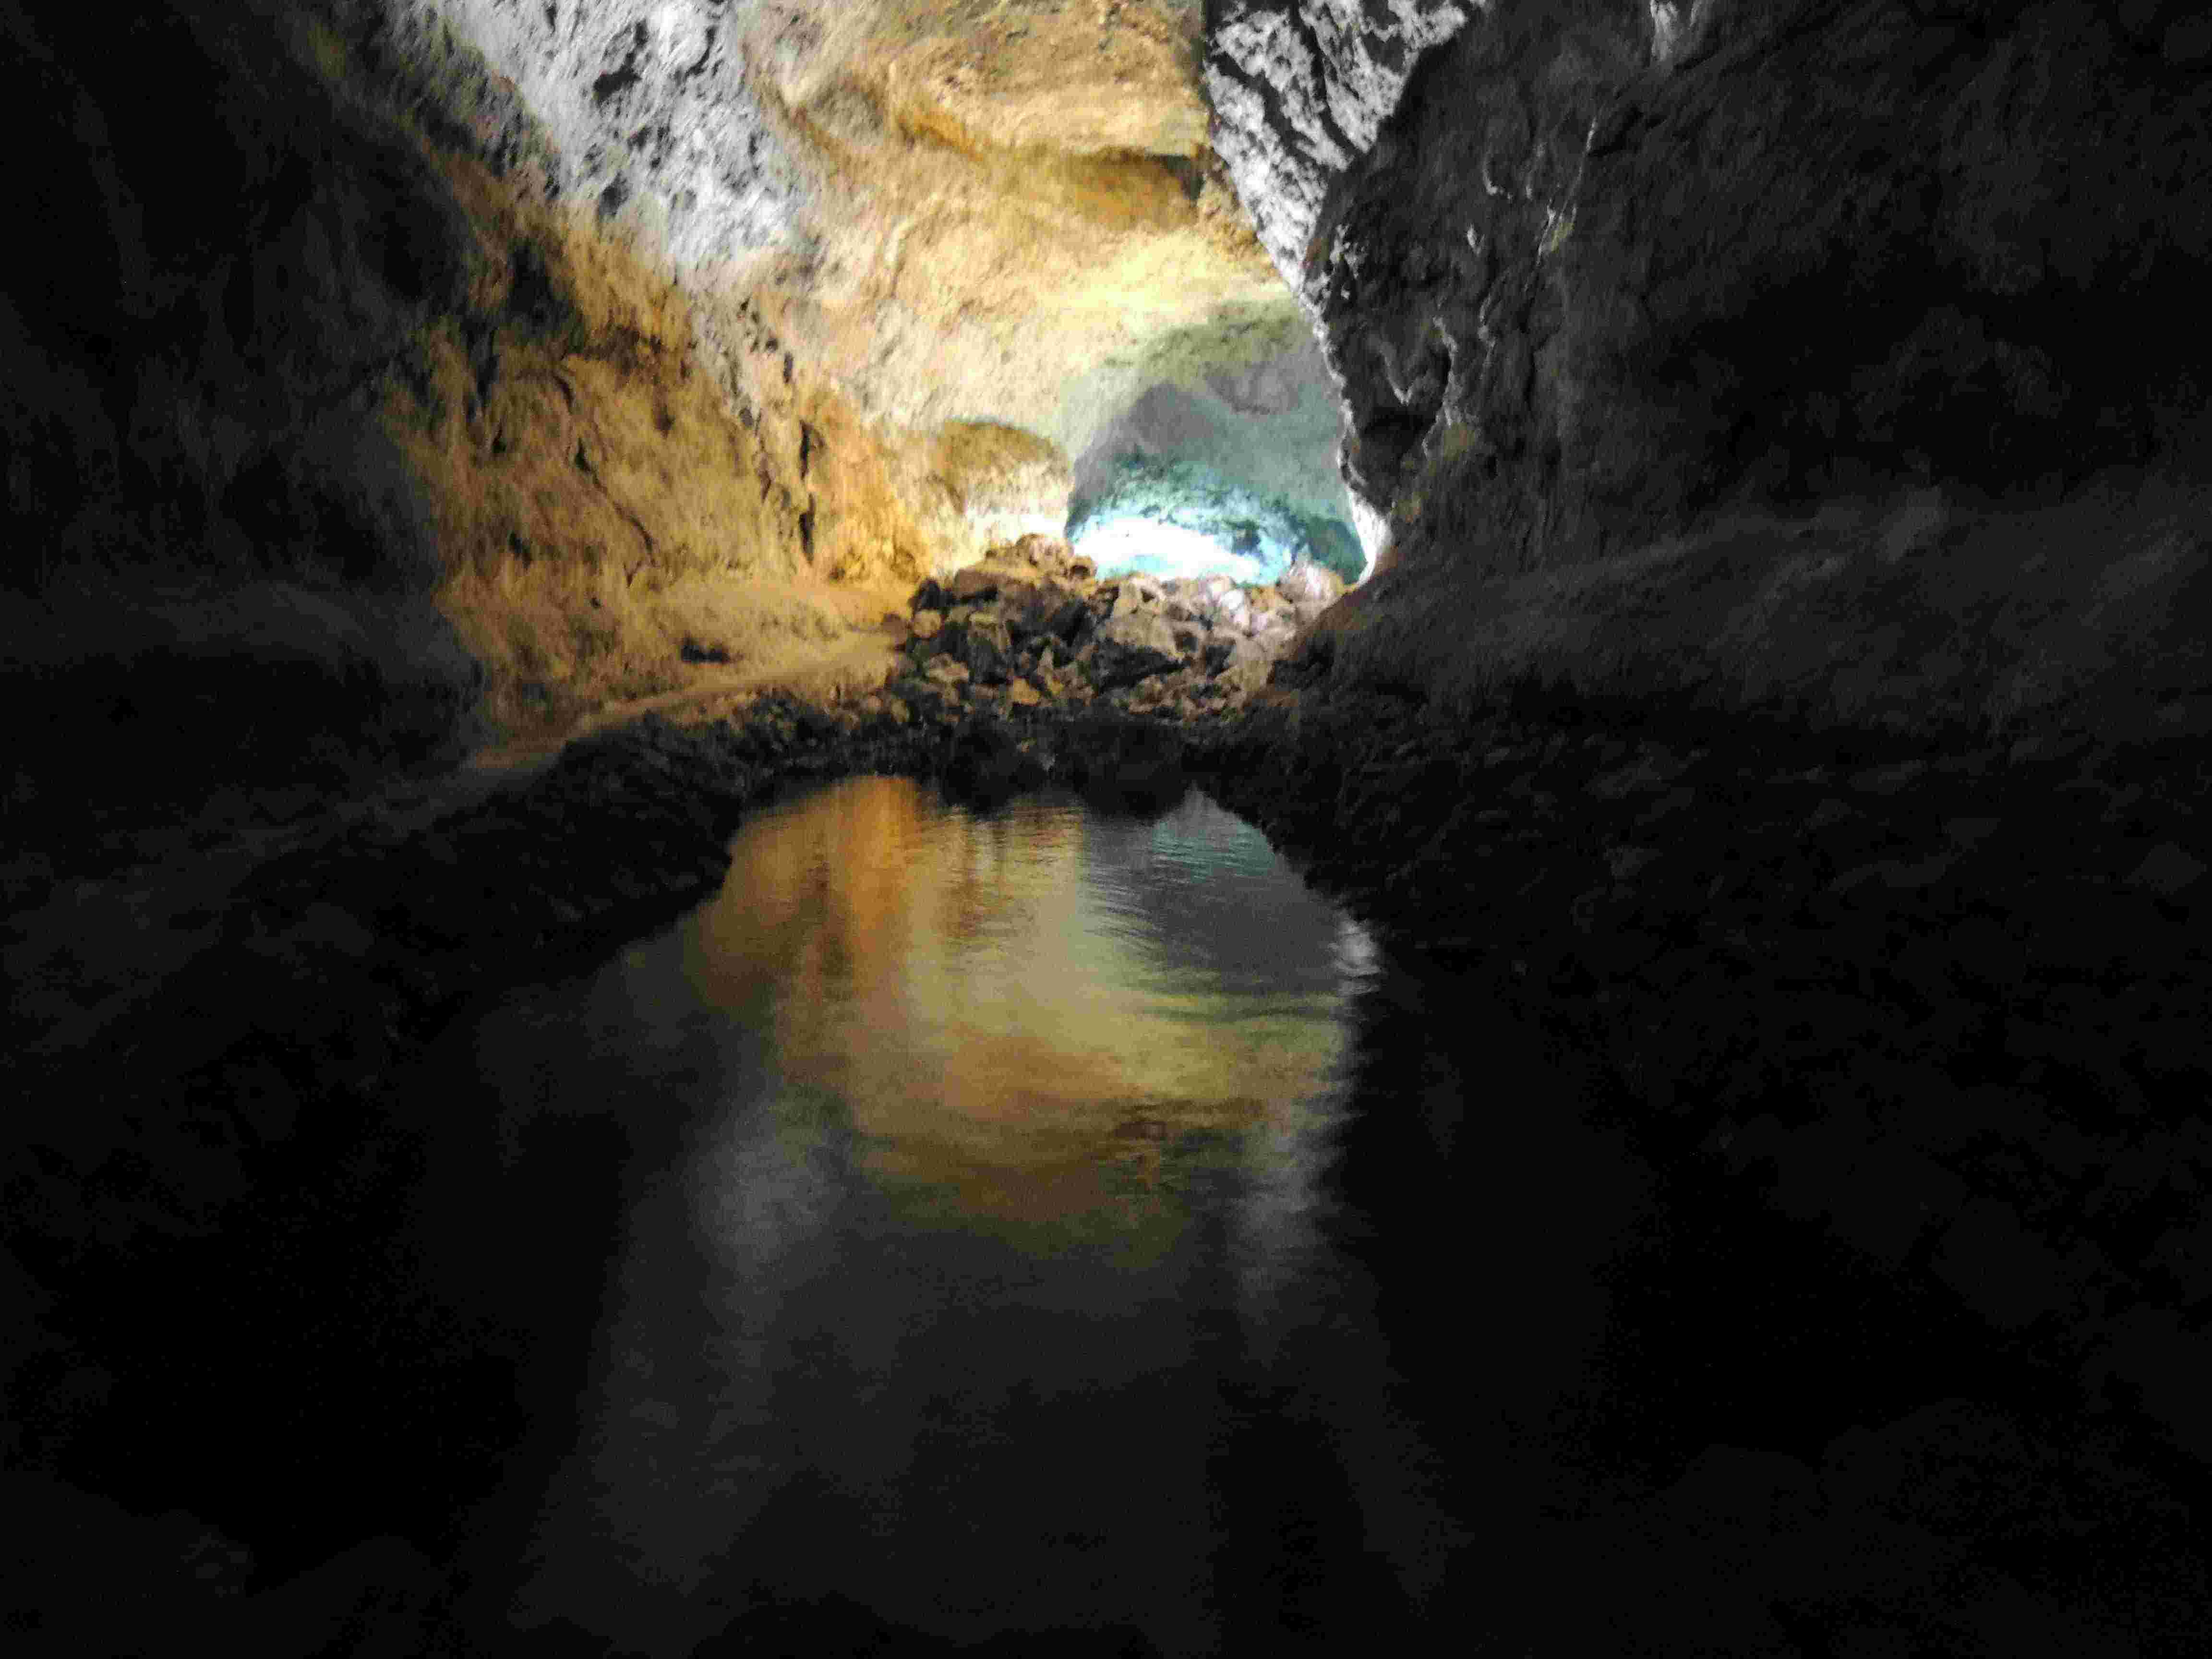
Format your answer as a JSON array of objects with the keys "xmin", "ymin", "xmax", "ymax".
[{"xmin": 680, "ymin": 777, "xmax": 1348, "ymax": 1235}]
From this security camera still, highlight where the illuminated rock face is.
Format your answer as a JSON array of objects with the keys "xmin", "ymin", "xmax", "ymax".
[
  {"xmin": 17, "ymin": 0, "xmax": 2209, "ymax": 777},
  {"xmin": 1211, "ymin": 0, "xmax": 2212, "ymax": 732},
  {"xmin": 1203, "ymin": 0, "xmax": 1479, "ymax": 289},
  {"xmin": 1, "ymin": 0, "xmax": 1317, "ymax": 777},
  {"xmin": 360, "ymin": 0, "xmax": 1294, "ymax": 454}
]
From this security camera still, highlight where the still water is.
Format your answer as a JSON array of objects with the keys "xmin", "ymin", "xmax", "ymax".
[
  {"xmin": 428, "ymin": 775, "xmax": 1724, "ymax": 1657},
  {"xmin": 454, "ymin": 776, "xmax": 1498, "ymax": 1654}
]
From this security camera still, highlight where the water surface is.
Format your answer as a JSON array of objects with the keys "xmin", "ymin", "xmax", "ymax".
[{"xmin": 460, "ymin": 777, "xmax": 1453, "ymax": 1654}]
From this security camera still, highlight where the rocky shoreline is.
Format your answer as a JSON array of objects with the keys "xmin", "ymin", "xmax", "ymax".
[
  {"xmin": 7, "ymin": 584, "xmax": 2212, "ymax": 1648},
  {"xmin": 0, "ymin": 681, "xmax": 1222, "ymax": 1651},
  {"xmin": 1191, "ymin": 680, "xmax": 2212, "ymax": 1649}
]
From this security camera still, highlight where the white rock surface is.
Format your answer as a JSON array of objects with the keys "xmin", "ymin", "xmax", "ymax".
[{"xmin": 1205, "ymin": 0, "xmax": 1479, "ymax": 293}]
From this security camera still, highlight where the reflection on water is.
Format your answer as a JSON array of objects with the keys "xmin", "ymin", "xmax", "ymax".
[
  {"xmin": 685, "ymin": 779, "xmax": 1356, "ymax": 1246},
  {"xmin": 465, "ymin": 778, "xmax": 1440, "ymax": 1655}
]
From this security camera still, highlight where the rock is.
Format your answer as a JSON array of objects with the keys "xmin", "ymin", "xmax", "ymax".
[
  {"xmin": 1606, "ymin": 844, "xmax": 1660, "ymax": 883},
  {"xmin": 944, "ymin": 724, "xmax": 1033, "ymax": 802},
  {"xmin": 1202, "ymin": 632, "xmax": 1260, "ymax": 674},
  {"xmin": 1210, "ymin": 0, "xmax": 2212, "ymax": 735},
  {"xmin": 1004, "ymin": 532, "xmax": 1076, "ymax": 568},
  {"xmin": 1276, "ymin": 559, "xmax": 1344, "ymax": 609},
  {"xmin": 1070, "ymin": 716, "xmax": 1188, "ymax": 814},
  {"xmin": 1829, "ymin": 848, "xmax": 1958, "ymax": 897},
  {"xmin": 1851, "ymin": 761, "xmax": 1932, "ymax": 796},
  {"xmin": 0, "ymin": 1475, "xmax": 258, "ymax": 1651},
  {"xmin": 1203, "ymin": 587, "xmax": 1253, "ymax": 632},
  {"xmin": 233, "ymin": 1535, "xmax": 440, "ymax": 1659},
  {"xmin": 1933, "ymin": 1198, "xmax": 2084, "ymax": 1332},
  {"xmin": 1803, "ymin": 797, "xmax": 1853, "ymax": 833},
  {"xmin": 1000, "ymin": 578, "xmax": 1089, "ymax": 643},
  {"xmin": 1214, "ymin": 655, "xmax": 1275, "ymax": 700},
  {"xmin": 940, "ymin": 608, "xmax": 1014, "ymax": 683},
  {"xmin": 947, "ymin": 566, "xmax": 1002, "ymax": 604},
  {"xmin": 2130, "ymin": 842, "xmax": 2205, "ymax": 899},
  {"xmin": 923, "ymin": 656, "xmax": 972, "ymax": 688},
  {"xmin": 1093, "ymin": 610, "xmax": 1182, "ymax": 685},
  {"xmin": 909, "ymin": 608, "xmax": 945, "ymax": 640},
  {"xmin": 1108, "ymin": 577, "xmax": 1166, "ymax": 620}
]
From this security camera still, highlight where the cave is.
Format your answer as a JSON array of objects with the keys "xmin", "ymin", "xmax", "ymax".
[{"xmin": 6, "ymin": 1, "xmax": 2211, "ymax": 1653}]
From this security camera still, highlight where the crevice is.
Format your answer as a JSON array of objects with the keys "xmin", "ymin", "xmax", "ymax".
[
  {"xmin": 1278, "ymin": 3, "xmax": 1367, "ymax": 165},
  {"xmin": 590, "ymin": 22, "xmax": 648, "ymax": 107}
]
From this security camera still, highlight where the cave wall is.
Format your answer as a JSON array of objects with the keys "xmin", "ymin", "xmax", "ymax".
[
  {"xmin": 0, "ymin": 0, "xmax": 949, "ymax": 783},
  {"xmin": 2, "ymin": 0, "xmax": 1318, "ymax": 819},
  {"xmin": 1209, "ymin": 0, "xmax": 2212, "ymax": 734}
]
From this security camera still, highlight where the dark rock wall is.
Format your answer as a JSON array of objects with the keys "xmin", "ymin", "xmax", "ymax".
[
  {"xmin": 0, "ymin": 0, "xmax": 934, "ymax": 875},
  {"xmin": 1, "ymin": 1, "xmax": 470, "ymax": 597},
  {"xmin": 1213, "ymin": 0, "xmax": 2212, "ymax": 615},
  {"xmin": 0, "ymin": 0, "xmax": 505, "ymax": 870}
]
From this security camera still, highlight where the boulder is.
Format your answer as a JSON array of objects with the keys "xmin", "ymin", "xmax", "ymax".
[
  {"xmin": 1204, "ymin": 632, "xmax": 1269, "ymax": 676},
  {"xmin": 1203, "ymin": 587, "xmax": 1253, "ymax": 631},
  {"xmin": 948, "ymin": 566, "xmax": 1002, "ymax": 604},
  {"xmin": 1276, "ymin": 560, "xmax": 1344, "ymax": 610},
  {"xmin": 1214, "ymin": 655, "xmax": 1275, "ymax": 701},
  {"xmin": 923, "ymin": 656, "xmax": 972, "ymax": 688},
  {"xmin": 1005, "ymin": 532, "xmax": 1076, "ymax": 567},
  {"xmin": 1069, "ymin": 716, "xmax": 1188, "ymax": 815},
  {"xmin": 944, "ymin": 723, "xmax": 1034, "ymax": 803},
  {"xmin": 941, "ymin": 608, "xmax": 1014, "ymax": 682},
  {"xmin": 1001, "ymin": 578, "xmax": 1089, "ymax": 643},
  {"xmin": 1094, "ymin": 610, "xmax": 1181, "ymax": 685},
  {"xmin": 909, "ymin": 608, "xmax": 945, "ymax": 640},
  {"xmin": 1108, "ymin": 577, "xmax": 1166, "ymax": 620}
]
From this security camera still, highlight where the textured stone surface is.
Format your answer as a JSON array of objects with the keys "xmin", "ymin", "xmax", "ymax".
[
  {"xmin": 1309, "ymin": 0, "xmax": 2212, "ymax": 568},
  {"xmin": 1216, "ymin": 0, "xmax": 2212, "ymax": 733},
  {"xmin": 1205, "ymin": 0, "xmax": 1478, "ymax": 290},
  {"xmin": 0, "ymin": 0, "xmax": 1319, "ymax": 830},
  {"xmin": 356, "ymin": 0, "xmax": 1297, "ymax": 459}
]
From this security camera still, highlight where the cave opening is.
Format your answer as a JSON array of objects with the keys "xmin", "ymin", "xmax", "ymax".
[{"xmin": 1063, "ymin": 333, "xmax": 1370, "ymax": 587}]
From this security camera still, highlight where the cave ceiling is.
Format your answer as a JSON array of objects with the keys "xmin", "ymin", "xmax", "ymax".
[{"xmin": 385, "ymin": 0, "xmax": 1313, "ymax": 467}]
